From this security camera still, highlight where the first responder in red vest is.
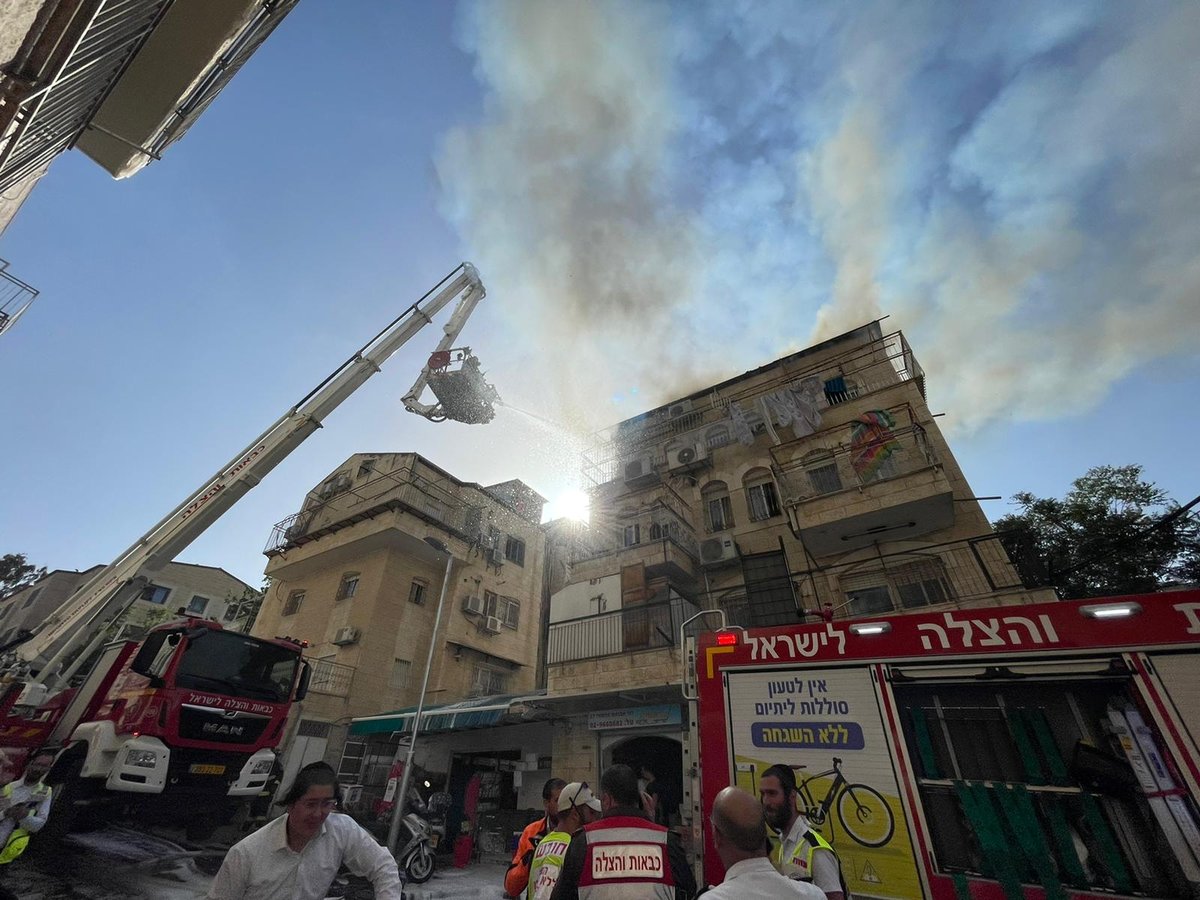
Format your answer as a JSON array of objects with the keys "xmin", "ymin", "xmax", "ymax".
[{"xmin": 550, "ymin": 764, "xmax": 696, "ymax": 900}]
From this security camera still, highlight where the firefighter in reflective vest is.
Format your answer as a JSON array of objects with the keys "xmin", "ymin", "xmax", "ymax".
[
  {"xmin": 550, "ymin": 764, "xmax": 696, "ymax": 900},
  {"xmin": 760, "ymin": 764, "xmax": 848, "ymax": 900},
  {"xmin": 0, "ymin": 750, "xmax": 55, "ymax": 898},
  {"xmin": 528, "ymin": 782, "xmax": 601, "ymax": 900}
]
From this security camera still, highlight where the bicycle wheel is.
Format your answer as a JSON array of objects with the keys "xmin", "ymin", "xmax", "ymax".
[{"xmin": 836, "ymin": 783, "xmax": 895, "ymax": 848}]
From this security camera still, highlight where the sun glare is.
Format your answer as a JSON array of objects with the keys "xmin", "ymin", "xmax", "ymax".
[{"xmin": 551, "ymin": 488, "xmax": 591, "ymax": 523}]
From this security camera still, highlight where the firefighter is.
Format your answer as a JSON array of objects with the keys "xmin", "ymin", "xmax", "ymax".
[
  {"xmin": 550, "ymin": 764, "xmax": 695, "ymax": 900},
  {"xmin": 506, "ymin": 777, "xmax": 567, "ymax": 898},
  {"xmin": 760, "ymin": 764, "xmax": 848, "ymax": 900},
  {"xmin": 527, "ymin": 782, "xmax": 601, "ymax": 900},
  {"xmin": 0, "ymin": 750, "xmax": 54, "ymax": 900}
]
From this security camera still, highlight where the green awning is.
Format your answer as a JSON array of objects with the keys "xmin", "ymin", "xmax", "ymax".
[{"xmin": 349, "ymin": 693, "xmax": 536, "ymax": 736}]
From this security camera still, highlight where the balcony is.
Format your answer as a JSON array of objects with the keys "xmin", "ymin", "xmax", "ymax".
[
  {"xmin": 772, "ymin": 406, "xmax": 954, "ymax": 556},
  {"xmin": 0, "ymin": 260, "xmax": 39, "ymax": 339},
  {"xmin": 265, "ymin": 463, "xmax": 479, "ymax": 555},
  {"xmin": 308, "ymin": 658, "xmax": 355, "ymax": 699},
  {"xmin": 0, "ymin": 0, "xmax": 171, "ymax": 193},
  {"xmin": 570, "ymin": 498, "xmax": 700, "ymax": 584},
  {"xmin": 547, "ymin": 593, "xmax": 699, "ymax": 665}
]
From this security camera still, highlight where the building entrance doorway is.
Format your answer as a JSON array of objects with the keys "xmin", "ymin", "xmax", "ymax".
[{"xmin": 606, "ymin": 734, "xmax": 683, "ymax": 826}]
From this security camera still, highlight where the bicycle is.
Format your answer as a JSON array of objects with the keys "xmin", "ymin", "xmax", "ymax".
[{"xmin": 797, "ymin": 757, "xmax": 895, "ymax": 848}]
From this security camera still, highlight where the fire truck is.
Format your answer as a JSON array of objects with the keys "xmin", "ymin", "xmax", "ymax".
[
  {"xmin": 686, "ymin": 591, "xmax": 1200, "ymax": 900},
  {"xmin": 0, "ymin": 263, "xmax": 496, "ymax": 837}
]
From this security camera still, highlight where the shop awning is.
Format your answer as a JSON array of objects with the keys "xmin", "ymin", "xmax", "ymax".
[{"xmin": 349, "ymin": 692, "xmax": 543, "ymax": 736}]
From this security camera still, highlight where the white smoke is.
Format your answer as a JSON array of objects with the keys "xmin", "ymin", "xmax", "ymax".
[{"xmin": 438, "ymin": 0, "xmax": 1200, "ymax": 435}]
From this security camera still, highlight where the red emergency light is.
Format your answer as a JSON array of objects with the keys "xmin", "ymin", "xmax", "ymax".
[{"xmin": 716, "ymin": 632, "xmax": 738, "ymax": 646}]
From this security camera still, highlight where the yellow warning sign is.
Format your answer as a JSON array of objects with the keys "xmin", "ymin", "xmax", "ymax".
[{"xmin": 860, "ymin": 861, "xmax": 883, "ymax": 884}]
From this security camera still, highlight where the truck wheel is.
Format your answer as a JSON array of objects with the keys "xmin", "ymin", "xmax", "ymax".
[{"xmin": 40, "ymin": 759, "xmax": 92, "ymax": 843}]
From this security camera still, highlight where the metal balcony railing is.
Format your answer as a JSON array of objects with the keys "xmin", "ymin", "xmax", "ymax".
[
  {"xmin": 771, "ymin": 407, "xmax": 941, "ymax": 506},
  {"xmin": 547, "ymin": 594, "xmax": 699, "ymax": 664},
  {"xmin": 571, "ymin": 504, "xmax": 699, "ymax": 565},
  {"xmin": 0, "ymin": 260, "xmax": 39, "ymax": 339},
  {"xmin": 0, "ymin": 0, "xmax": 171, "ymax": 193},
  {"xmin": 308, "ymin": 658, "xmax": 355, "ymax": 698}
]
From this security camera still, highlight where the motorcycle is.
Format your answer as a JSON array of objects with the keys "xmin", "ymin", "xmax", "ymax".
[{"xmin": 393, "ymin": 810, "xmax": 436, "ymax": 883}]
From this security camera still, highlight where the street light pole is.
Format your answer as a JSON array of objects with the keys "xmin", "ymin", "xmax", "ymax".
[{"xmin": 387, "ymin": 539, "xmax": 455, "ymax": 855}]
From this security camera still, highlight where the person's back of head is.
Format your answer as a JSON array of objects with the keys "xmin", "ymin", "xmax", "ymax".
[
  {"xmin": 599, "ymin": 764, "xmax": 642, "ymax": 810},
  {"xmin": 711, "ymin": 786, "xmax": 769, "ymax": 867}
]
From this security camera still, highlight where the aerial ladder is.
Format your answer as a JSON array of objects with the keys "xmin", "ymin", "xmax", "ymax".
[{"xmin": 5, "ymin": 263, "xmax": 497, "ymax": 708}]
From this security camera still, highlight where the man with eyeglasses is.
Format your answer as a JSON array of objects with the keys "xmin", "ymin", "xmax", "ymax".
[
  {"xmin": 550, "ymin": 764, "xmax": 696, "ymax": 900},
  {"xmin": 527, "ymin": 782, "xmax": 601, "ymax": 900},
  {"xmin": 706, "ymin": 787, "xmax": 824, "ymax": 899},
  {"xmin": 207, "ymin": 761, "xmax": 401, "ymax": 900}
]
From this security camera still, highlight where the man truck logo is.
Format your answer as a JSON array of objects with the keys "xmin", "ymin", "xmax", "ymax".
[{"xmin": 202, "ymin": 722, "xmax": 245, "ymax": 737}]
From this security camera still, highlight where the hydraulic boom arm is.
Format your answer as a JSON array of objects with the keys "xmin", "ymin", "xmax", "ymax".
[{"xmin": 11, "ymin": 264, "xmax": 487, "ymax": 701}]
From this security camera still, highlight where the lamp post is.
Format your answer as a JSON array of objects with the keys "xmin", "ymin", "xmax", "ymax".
[{"xmin": 387, "ymin": 537, "xmax": 455, "ymax": 856}]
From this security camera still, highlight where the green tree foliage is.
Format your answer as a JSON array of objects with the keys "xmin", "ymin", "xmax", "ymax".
[
  {"xmin": 0, "ymin": 552, "xmax": 46, "ymax": 598},
  {"xmin": 994, "ymin": 465, "xmax": 1200, "ymax": 599}
]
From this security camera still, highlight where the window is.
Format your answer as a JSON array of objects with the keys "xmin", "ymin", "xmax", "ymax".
[
  {"xmin": 841, "ymin": 561, "xmax": 953, "ymax": 615},
  {"xmin": 408, "ymin": 578, "xmax": 428, "ymax": 605},
  {"xmin": 390, "ymin": 658, "xmax": 412, "ymax": 689},
  {"xmin": 702, "ymin": 482, "xmax": 734, "ymax": 532},
  {"xmin": 741, "ymin": 551, "xmax": 796, "ymax": 627},
  {"xmin": 499, "ymin": 596, "xmax": 520, "ymax": 629},
  {"xmin": 483, "ymin": 590, "xmax": 499, "ymax": 616},
  {"xmin": 336, "ymin": 573, "xmax": 360, "ymax": 601},
  {"xmin": 649, "ymin": 522, "xmax": 663, "ymax": 540},
  {"xmin": 705, "ymin": 425, "xmax": 731, "ymax": 449},
  {"xmin": 223, "ymin": 604, "xmax": 239, "ymax": 622},
  {"xmin": 186, "ymin": 595, "xmax": 209, "ymax": 615},
  {"xmin": 505, "ymin": 536, "xmax": 526, "ymax": 567},
  {"xmin": 745, "ymin": 470, "xmax": 781, "ymax": 521},
  {"xmin": 803, "ymin": 452, "xmax": 843, "ymax": 495},
  {"xmin": 471, "ymin": 665, "xmax": 509, "ymax": 696},
  {"xmin": 283, "ymin": 590, "xmax": 305, "ymax": 616},
  {"xmin": 623, "ymin": 524, "xmax": 641, "ymax": 547},
  {"xmin": 144, "ymin": 584, "xmax": 171, "ymax": 606},
  {"xmin": 357, "ymin": 460, "xmax": 375, "ymax": 478},
  {"xmin": 20, "ymin": 587, "xmax": 41, "ymax": 609}
]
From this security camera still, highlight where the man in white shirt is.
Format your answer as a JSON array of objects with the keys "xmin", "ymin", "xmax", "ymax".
[
  {"xmin": 704, "ymin": 787, "xmax": 824, "ymax": 900},
  {"xmin": 207, "ymin": 761, "xmax": 401, "ymax": 900}
]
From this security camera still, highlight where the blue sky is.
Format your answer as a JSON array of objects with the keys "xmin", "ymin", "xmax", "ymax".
[{"xmin": 1, "ymin": 0, "xmax": 1197, "ymax": 586}]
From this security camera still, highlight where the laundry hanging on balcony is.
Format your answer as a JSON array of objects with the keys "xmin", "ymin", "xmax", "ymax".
[
  {"xmin": 762, "ymin": 376, "xmax": 824, "ymax": 439},
  {"xmin": 849, "ymin": 410, "xmax": 902, "ymax": 481},
  {"xmin": 728, "ymin": 402, "xmax": 756, "ymax": 446}
]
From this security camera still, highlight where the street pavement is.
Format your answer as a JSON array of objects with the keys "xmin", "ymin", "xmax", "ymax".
[{"xmin": 4, "ymin": 832, "xmax": 510, "ymax": 899}]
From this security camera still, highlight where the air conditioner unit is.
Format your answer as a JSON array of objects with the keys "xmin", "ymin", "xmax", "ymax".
[
  {"xmin": 699, "ymin": 533, "xmax": 740, "ymax": 567},
  {"xmin": 332, "ymin": 626, "xmax": 361, "ymax": 646},
  {"xmin": 667, "ymin": 444, "xmax": 708, "ymax": 472},
  {"xmin": 667, "ymin": 399, "xmax": 693, "ymax": 419},
  {"xmin": 482, "ymin": 615, "xmax": 503, "ymax": 634},
  {"xmin": 623, "ymin": 455, "xmax": 657, "ymax": 485},
  {"xmin": 462, "ymin": 594, "xmax": 484, "ymax": 615}
]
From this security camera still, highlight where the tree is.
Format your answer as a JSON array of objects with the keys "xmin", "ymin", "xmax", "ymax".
[
  {"xmin": 0, "ymin": 553, "xmax": 46, "ymax": 598},
  {"xmin": 994, "ymin": 465, "xmax": 1200, "ymax": 600}
]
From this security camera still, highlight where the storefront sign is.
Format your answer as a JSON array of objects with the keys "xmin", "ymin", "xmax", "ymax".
[{"xmin": 588, "ymin": 705, "xmax": 681, "ymax": 731}]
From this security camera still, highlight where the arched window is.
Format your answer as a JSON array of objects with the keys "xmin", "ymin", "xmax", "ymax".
[
  {"xmin": 743, "ymin": 468, "xmax": 782, "ymax": 521},
  {"xmin": 701, "ymin": 481, "xmax": 734, "ymax": 532}
]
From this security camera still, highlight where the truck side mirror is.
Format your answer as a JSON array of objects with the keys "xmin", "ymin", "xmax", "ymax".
[
  {"xmin": 130, "ymin": 631, "xmax": 176, "ymax": 682},
  {"xmin": 294, "ymin": 660, "xmax": 311, "ymax": 701}
]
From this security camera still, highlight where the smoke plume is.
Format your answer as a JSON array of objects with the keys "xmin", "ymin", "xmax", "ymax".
[{"xmin": 438, "ymin": 0, "xmax": 1200, "ymax": 435}]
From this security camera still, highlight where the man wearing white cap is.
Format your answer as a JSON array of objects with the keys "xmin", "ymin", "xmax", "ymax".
[{"xmin": 528, "ymin": 782, "xmax": 601, "ymax": 900}]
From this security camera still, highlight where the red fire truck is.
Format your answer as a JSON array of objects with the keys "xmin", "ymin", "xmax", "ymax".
[
  {"xmin": 688, "ymin": 591, "xmax": 1200, "ymax": 900},
  {"xmin": 0, "ymin": 263, "xmax": 495, "ymax": 837}
]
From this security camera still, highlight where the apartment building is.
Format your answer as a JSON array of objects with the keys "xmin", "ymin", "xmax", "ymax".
[
  {"xmin": 0, "ymin": 560, "xmax": 253, "ymax": 645},
  {"xmin": 256, "ymin": 452, "xmax": 550, "ymax": 812},
  {"xmin": 1, "ymin": 0, "xmax": 299, "ymax": 331},
  {"xmin": 541, "ymin": 321, "xmax": 1055, "ymax": 794}
]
